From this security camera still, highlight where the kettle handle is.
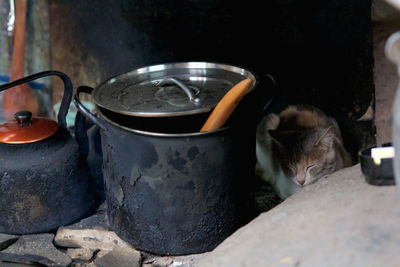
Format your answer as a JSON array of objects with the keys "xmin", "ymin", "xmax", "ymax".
[
  {"xmin": 0, "ymin": 70, "xmax": 72, "ymax": 129},
  {"xmin": 73, "ymin": 86, "xmax": 108, "ymax": 131}
]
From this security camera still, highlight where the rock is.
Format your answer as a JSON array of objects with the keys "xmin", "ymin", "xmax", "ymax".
[
  {"xmin": 65, "ymin": 206, "xmax": 110, "ymax": 230},
  {"xmin": 142, "ymin": 258, "xmax": 173, "ymax": 267},
  {"xmin": 96, "ymin": 250, "xmax": 110, "ymax": 259},
  {"xmin": 0, "ymin": 233, "xmax": 71, "ymax": 266},
  {"xmin": 54, "ymin": 208, "xmax": 132, "ymax": 251},
  {"xmin": 142, "ymin": 252, "xmax": 207, "ymax": 267},
  {"xmin": 0, "ymin": 233, "xmax": 19, "ymax": 250},
  {"xmin": 66, "ymin": 250, "xmax": 109, "ymax": 267},
  {"xmin": 93, "ymin": 247, "xmax": 142, "ymax": 267},
  {"xmin": 96, "ymin": 201, "xmax": 107, "ymax": 213},
  {"xmin": 197, "ymin": 165, "xmax": 400, "ymax": 267},
  {"xmin": 372, "ymin": 22, "xmax": 398, "ymax": 146},
  {"xmin": 0, "ymin": 262, "xmax": 42, "ymax": 266},
  {"xmin": 93, "ymin": 250, "xmax": 109, "ymax": 260},
  {"xmin": 69, "ymin": 263, "xmax": 96, "ymax": 267},
  {"xmin": 67, "ymin": 248, "xmax": 95, "ymax": 261},
  {"xmin": 55, "ymin": 227, "xmax": 131, "ymax": 251}
]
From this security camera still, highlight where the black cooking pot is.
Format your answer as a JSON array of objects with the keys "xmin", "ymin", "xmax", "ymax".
[
  {"xmin": 74, "ymin": 62, "xmax": 274, "ymax": 255},
  {"xmin": 0, "ymin": 71, "xmax": 96, "ymax": 234}
]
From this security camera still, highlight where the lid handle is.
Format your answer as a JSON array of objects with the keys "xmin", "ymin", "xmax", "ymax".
[
  {"xmin": 14, "ymin": 110, "xmax": 32, "ymax": 126},
  {"xmin": 154, "ymin": 77, "xmax": 201, "ymax": 105}
]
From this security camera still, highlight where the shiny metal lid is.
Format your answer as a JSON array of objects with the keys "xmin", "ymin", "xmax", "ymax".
[{"xmin": 92, "ymin": 62, "xmax": 257, "ymax": 117}]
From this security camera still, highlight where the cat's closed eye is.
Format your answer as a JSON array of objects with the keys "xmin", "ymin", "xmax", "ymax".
[
  {"xmin": 307, "ymin": 164, "xmax": 321, "ymax": 176},
  {"xmin": 305, "ymin": 165, "xmax": 315, "ymax": 172},
  {"xmin": 282, "ymin": 165, "xmax": 296, "ymax": 177}
]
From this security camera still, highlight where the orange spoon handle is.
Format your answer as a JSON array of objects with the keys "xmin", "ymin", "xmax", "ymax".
[
  {"xmin": 200, "ymin": 78, "xmax": 254, "ymax": 132},
  {"xmin": 2, "ymin": 0, "xmax": 39, "ymax": 120},
  {"xmin": 10, "ymin": 0, "xmax": 27, "ymax": 81}
]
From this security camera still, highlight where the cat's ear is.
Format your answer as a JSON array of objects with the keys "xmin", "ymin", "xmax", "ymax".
[
  {"xmin": 314, "ymin": 126, "xmax": 334, "ymax": 150},
  {"xmin": 268, "ymin": 129, "xmax": 281, "ymax": 145},
  {"xmin": 264, "ymin": 113, "xmax": 280, "ymax": 130},
  {"xmin": 268, "ymin": 130, "xmax": 297, "ymax": 146}
]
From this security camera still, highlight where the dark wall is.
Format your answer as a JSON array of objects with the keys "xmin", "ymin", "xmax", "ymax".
[{"xmin": 50, "ymin": 0, "xmax": 375, "ymax": 159}]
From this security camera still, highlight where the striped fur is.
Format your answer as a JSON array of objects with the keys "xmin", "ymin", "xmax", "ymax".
[{"xmin": 256, "ymin": 105, "xmax": 352, "ymax": 199}]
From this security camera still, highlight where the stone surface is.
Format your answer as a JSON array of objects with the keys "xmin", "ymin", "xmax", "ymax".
[
  {"xmin": 93, "ymin": 247, "xmax": 142, "ymax": 267},
  {"xmin": 69, "ymin": 263, "xmax": 96, "ymax": 267},
  {"xmin": 54, "ymin": 208, "xmax": 132, "ymax": 251},
  {"xmin": 196, "ymin": 165, "xmax": 400, "ymax": 267},
  {"xmin": 93, "ymin": 250, "xmax": 109, "ymax": 260},
  {"xmin": 373, "ymin": 22, "xmax": 400, "ymax": 146},
  {"xmin": 62, "ymin": 204, "xmax": 109, "ymax": 231},
  {"xmin": 371, "ymin": 0, "xmax": 400, "ymax": 147},
  {"xmin": 67, "ymin": 248, "xmax": 95, "ymax": 262},
  {"xmin": 142, "ymin": 253, "xmax": 207, "ymax": 267},
  {"xmin": 0, "ymin": 233, "xmax": 71, "ymax": 266},
  {"xmin": 0, "ymin": 233, "xmax": 19, "ymax": 250},
  {"xmin": 67, "ymin": 251, "xmax": 108, "ymax": 267},
  {"xmin": 0, "ymin": 262, "xmax": 42, "ymax": 266}
]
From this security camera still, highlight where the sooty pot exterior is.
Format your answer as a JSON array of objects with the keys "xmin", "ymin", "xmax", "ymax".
[
  {"xmin": 73, "ymin": 62, "xmax": 271, "ymax": 255},
  {"xmin": 75, "ymin": 87, "xmax": 255, "ymax": 255},
  {"xmin": 0, "ymin": 129, "xmax": 95, "ymax": 234},
  {"xmin": 100, "ymin": 116, "xmax": 253, "ymax": 255}
]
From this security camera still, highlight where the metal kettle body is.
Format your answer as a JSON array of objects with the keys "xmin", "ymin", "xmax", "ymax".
[{"xmin": 0, "ymin": 71, "xmax": 97, "ymax": 234}]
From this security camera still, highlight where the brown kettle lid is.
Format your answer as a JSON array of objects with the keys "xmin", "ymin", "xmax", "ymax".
[{"xmin": 0, "ymin": 111, "xmax": 59, "ymax": 144}]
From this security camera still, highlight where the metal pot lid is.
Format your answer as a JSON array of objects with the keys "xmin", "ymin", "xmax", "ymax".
[
  {"xmin": 0, "ymin": 111, "xmax": 59, "ymax": 144},
  {"xmin": 92, "ymin": 62, "xmax": 257, "ymax": 117}
]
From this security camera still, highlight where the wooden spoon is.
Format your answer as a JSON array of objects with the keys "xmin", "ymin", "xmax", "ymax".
[
  {"xmin": 200, "ymin": 78, "xmax": 254, "ymax": 132},
  {"xmin": 2, "ymin": 0, "xmax": 38, "ymax": 121}
]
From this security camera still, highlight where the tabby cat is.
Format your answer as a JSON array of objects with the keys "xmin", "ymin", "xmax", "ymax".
[{"xmin": 255, "ymin": 104, "xmax": 352, "ymax": 199}]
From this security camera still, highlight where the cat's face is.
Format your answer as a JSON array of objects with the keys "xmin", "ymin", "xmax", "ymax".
[
  {"xmin": 271, "ymin": 128, "xmax": 338, "ymax": 187},
  {"xmin": 280, "ymin": 154, "xmax": 336, "ymax": 187}
]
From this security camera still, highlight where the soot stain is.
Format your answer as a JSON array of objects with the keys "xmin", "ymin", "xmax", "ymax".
[
  {"xmin": 167, "ymin": 149, "xmax": 188, "ymax": 174},
  {"xmin": 187, "ymin": 146, "xmax": 199, "ymax": 160}
]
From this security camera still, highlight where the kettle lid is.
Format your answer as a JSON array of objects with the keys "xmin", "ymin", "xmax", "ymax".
[{"xmin": 0, "ymin": 111, "xmax": 59, "ymax": 144}]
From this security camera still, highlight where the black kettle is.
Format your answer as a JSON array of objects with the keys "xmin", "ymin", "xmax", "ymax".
[{"xmin": 0, "ymin": 71, "xmax": 97, "ymax": 234}]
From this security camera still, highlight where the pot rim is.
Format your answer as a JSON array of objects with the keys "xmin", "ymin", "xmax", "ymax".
[
  {"xmin": 92, "ymin": 61, "xmax": 258, "ymax": 118},
  {"xmin": 100, "ymin": 111, "xmax": 230, "ymax": 137}
]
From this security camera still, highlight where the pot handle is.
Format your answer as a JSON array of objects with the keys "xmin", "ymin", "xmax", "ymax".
[
  {"xmin": 73, "ymin": 86, "xmax": 108, "ymax": 131},
  {"xmin": 259, "ymin": 74, "xmax": 276, "ymax": 116},
  {"xmin": 0, "ymin": 70, "xmax": 72, "ymax": 129}
]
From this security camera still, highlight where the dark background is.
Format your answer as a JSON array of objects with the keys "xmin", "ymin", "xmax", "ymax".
[{"xmin": 49, "ymin": 0, "xmax": 375, "ymax": 160}]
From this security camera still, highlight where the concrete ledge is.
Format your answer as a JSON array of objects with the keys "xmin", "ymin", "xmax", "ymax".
[{"xmin": 197, "ymin": 164, "xmax": 400, "ymax": 267}]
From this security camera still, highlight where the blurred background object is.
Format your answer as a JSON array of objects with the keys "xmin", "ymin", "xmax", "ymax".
[
  {"xmin": 0, "ymin": 0, "xmax": 51, "ymax": 122},
  {"xmin": 0, "ymin": 0, "xmax": 378, "ymax": 159}
]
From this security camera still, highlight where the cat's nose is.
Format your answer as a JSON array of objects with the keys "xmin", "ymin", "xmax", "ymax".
[{"xmin": 297, "ymin": 179, "xmax": 305, "ymax": 186}]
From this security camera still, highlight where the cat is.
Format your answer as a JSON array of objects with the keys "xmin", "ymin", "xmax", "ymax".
[{"xmin": 255, "ymin": 104, "xmax": 352, "ymax": 199}]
